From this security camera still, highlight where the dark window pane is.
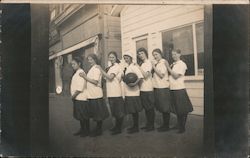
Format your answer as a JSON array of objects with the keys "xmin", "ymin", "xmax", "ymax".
[
  {"xmin": 162, "ymin": 25, "xmax": 194, "ymax": 76},
  {"xmin": 197, "ymin": 53, "xmax": 204, "ymax": 75}
]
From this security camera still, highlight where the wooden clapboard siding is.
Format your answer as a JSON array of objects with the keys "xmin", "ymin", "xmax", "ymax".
[
  {"xmin": 185, "ymin": 80, "xmax": 204, "ymax": 89},
  {"xmin": 49, "ymin": 41, "xmax": 62, "ymax": 53},
  {"xmin": 191, "ymin": 106, "xmax": 204, "ymax": 115},
  {"xmin": 186, "ymin": 87, "xmax": 204, "ymax": 98},
  {"xmin": 121, "ymin": 5, "xmax": 203, "ymax": 55},
  {"xmin": 59, "ymin": 4, "xmax": 98, "ymax": 36},
  {"xmin": 62, "ymin": 15, "xmax": 99, "ymax": 49},
  {"xmin": 103, "ymin": 15, "xmax": 122, "ymax": 66},
  {"xmin": 120, "ymin": 5, "xmax": 204, "ymax": 115},
  {"xmin": 121, "ymin": 5, "xmax": 203, "ymax": 37},
  {"xmin": 57, "ymin": 5, "xmax": 100, "ymax": 50},
  {"xmin": 185, "ymin": 81, "xmax": 204, "ymax": 115}
]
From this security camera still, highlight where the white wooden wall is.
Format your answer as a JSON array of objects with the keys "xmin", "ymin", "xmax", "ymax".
[{"xmin": 120, "ymin": 5, "xmax": 204, "ymax": 115}]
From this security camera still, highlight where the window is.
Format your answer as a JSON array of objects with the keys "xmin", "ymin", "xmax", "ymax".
[
  {"xmin": 162, "ymin": 22, "xmax": 204, "ymax": 76},
  {"xmin": 136, "ymin": 38, "xmax": 148, "ymax": 51}
]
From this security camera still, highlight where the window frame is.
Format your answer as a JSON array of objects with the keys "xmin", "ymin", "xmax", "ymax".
[
  {"xmin": 160, "ymin": 21, "xmax": 204, "ymax": 81},
  {"xmin": 132, "ymin": 34, "xmax": 149, "ymax": 61}
]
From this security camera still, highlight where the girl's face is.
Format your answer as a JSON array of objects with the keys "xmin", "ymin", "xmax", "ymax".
[
  {"xmin": 87, "ymin": 56, "xmax": 96, "ymax": 66},
  {"xmin": 109, "ymin": 53, "xmax": 116, "ymax": 64},
  {"xmin": 137, "ymin": 51, "xmax": 147, "ymax": 61},
  {"xmin": 123, "ymin": 55, "xmax": 132, "ymax": 64},
  {"xmin": 172, "ymin": 51, "xmax": 181, "ymax": 61},
  {"xmin": 152, "ymin": 51, "xmax": 162, "ymax": 61},
  {"xmin": 71, "ymin": 60, "xmax": 80, "ymax": 71}
]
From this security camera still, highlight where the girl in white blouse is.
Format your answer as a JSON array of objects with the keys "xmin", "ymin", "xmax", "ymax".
[
  {"xmin": 70, "ymin": 57, "xmax": 89, "ymax": 137},
  {"xmin": 97, "ymin": 51, "xmax": 125, "ymax": 135},
  {"xmin": 137, "ymin": 47, "xmax": 155, "ymax": 132},
  {"xmin": 152, "ymin": 48, "xmax": 171, "ymax": 132},
  {"xmin": 123, "ymin": 52, "xmax": 143, "ymax": 134},
  {"xmin": 80, "ymin": 53, "xmax": 109, "ymax": 137},
  {"xmin": 167, "ymin": 49, "xmax": 193, "ymax": 134}
]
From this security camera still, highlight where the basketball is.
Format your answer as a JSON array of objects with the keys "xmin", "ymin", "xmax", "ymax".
[{"xmin": 123, "ymin": 73, "xmax": 138, "ymax": 84}]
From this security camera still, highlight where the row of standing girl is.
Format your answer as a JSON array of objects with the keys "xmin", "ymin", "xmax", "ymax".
[{"xmin": 70, "ymin": 48, "xmax": 193, "ymax": 137}]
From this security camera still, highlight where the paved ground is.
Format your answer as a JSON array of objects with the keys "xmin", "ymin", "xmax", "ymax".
[{"xmin": 49, "ymin": 95, "xmax": 203, "ymax": 157}]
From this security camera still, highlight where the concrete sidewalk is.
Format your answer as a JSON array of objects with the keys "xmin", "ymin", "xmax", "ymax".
[{"xmin": 49, "ymin": 95, "xmax": 203, "ymax": 157}]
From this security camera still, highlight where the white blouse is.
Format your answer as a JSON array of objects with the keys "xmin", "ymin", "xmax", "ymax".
[
  {"xmin": 86, "ymin": 65, "xmax": 103, "ymax": 99},
  {"xmin": 70, "ymin": 69, "xmax": 88, "ymax": 101},
  {"xmin": 106, "ymin": 63, "xmax": 123, "ymax": 97},
  {"xmin": 123, "ymin": 63, "xmax": 143, "ymax": 96},
  {"xmin": 140, "ymin": 59, "xmax": 153, "ymax": 92},
  {"xmin": 152, "ymin": 59, "xmax": 170, "ymax": 89},
  {"xmin": 169, "ymin": 60, "xmax": 187, "ymax": 90}
]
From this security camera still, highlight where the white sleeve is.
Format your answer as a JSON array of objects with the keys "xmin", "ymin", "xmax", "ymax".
[
  {"xmin": 158, "ymin": 62, "xmax": 167, "ymax": 74},
  {"xmin": 92, "ymin": 67, "xmax": 101, "ymax": 81},
  {"xmin": 75, "ymin": 71, "xmax": 85, "ymax": 92},
  {"xmin": 174, "ymin": 62, "xmax": 187, "ymax": 76},
  {"xmin": 109, "ymin": 65, "xmax": 119, "ymax": 76}
]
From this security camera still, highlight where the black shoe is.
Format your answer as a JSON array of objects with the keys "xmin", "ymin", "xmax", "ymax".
[
  {"xmin": 145, "ymin": 126, "xmax": 155, "ymax": 132},
  {"xmin": 127, "ymin": 127, "xmax": 139, "ymax": 134},
  {"xmin": 157, "ymin": 125, "xmax": 170, "ymax": 132},
  {"xmin": 157, "ymin": 125, "xmax": 165, "ymax": 130},
  {"xmin": 170, "ymin": 124, "xmax": 179, "ymax": 130},
  {"xmin": 80, "ymin": 131, "xmax": 89, "ymax": 137},
  {"xmin": 140, "ymin": 125, "xmax": 148, "ymax": 130},
  {"xmin": 127, "ymin": 126, "xmax": 135, "ymax": 131},
  {"xmin": 90, "ymin": 129, "xmax": 103, "ymax": 137},
  {"xmin": 73, "ymin": 129, "xmax": 82, "ymax": 136},
  {"xmin": 111, "ymin": 129, "xmax": 122, "ymax": 135},
  {"xmin": 109, "ymin": 126, "xmax": 117, "ymax": 132},
  {"xmin": 177, "ymin": 129, "xmax": 185, "ymax": 134}
]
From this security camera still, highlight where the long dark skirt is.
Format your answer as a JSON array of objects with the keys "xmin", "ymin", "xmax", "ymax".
[
  {"xmin": 140, "ymin": 91, "xmax": 155, "ymax": 110},
  {"xmin": 88, "ymin": 98, "xmax": 110, "ymax": 121},
  {"xmin": 124, "ymin": 96, "xmax": 143, "ymax": 114},
  {"xmin": 154, "ymin": 88, "xmax": 171, "ymax": 113},
  {"xmin": 108, "ymin": 97, "xmax": 126, "ymax": 118},
  {"xmin": 73, "ymin": 100, "xmax": 89, "ymax": 121},
  {"xmin": 170, "ymin": 89, "xmax": 193, "ymax": 115}
]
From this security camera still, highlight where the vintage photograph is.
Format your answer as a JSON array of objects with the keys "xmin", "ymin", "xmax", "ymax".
[
  {"xmin": 48, "ymin": 4, "xmax": 204, "ymax": 157},
  {"xmin": 0, "ymin": 2, "xmax": 248, "ymax": 157}
]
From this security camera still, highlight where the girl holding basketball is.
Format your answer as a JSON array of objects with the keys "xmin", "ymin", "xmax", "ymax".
[
  {"xmin": 137, "ymin": 47, "xmax": 155, "ymax": 132},
  {"xmin": 123, "ymin": 52, "xmax": 143, "ymax": 134},
  {"xmin": 70, "ymin": 57, "xmax": 89, "ymax": 137},
  {"xmin": 151, "ymin": 48, "xmax": 171, "ymax": 132},
  {"xmin": 166, "ymin": 49, "xmax": 193, "ymax": 134},
  {"xmin": 79, "ymin": 53, "xmax": 109, "ymax": 137},
  {"xmin": 96, "ymin": 51, "xmax": 126, "ymax": 135}
]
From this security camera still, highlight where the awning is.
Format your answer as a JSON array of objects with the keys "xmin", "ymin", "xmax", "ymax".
[{"xmin": 49, "ymin": 35, "xmax": 99, "ymax": 60}]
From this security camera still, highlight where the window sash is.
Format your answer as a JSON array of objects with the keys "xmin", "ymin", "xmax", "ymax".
[{"xmin": 161, "ymin": 21, "xmax": 204, "ymax": 78}]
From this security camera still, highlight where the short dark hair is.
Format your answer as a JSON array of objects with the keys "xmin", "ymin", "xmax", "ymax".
[
  {"xmin": 87, "ymin": 53, "xmax": 99, "ymax": 65},
  {"xmin": 137, "ymin": 47, "xmax": 148, "ymax": 65},
  {"xmin": 137, "ymin": 47, "xmax": 148, "ymax": 58},
  {"xmin": 108, "ymin": 51, "xmax": 120, "ymax": 63},
  {"xmin": 173, "ymin": 49, "xmax": 181, "ymax": 54},
  {"xmin": 72, "ymin": 57, "xmax": 82, "ymax": 65},
  {"xmin": 152, "ymin": 48, "xmax": 163, "ymax": 57}
]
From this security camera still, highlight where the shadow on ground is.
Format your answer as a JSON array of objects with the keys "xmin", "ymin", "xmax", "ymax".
[{"xmin": 49, "ymin": 95, "xmax": 203, "ymax": 157}]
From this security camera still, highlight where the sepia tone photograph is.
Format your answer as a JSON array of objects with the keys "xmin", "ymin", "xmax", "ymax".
[
  {"xmin": 0, "ymin": 1, "xmax": 249, "ymax": 157},
  {"xmin": 48, "ymin": 4, "xmax": 204, "ymax": 157}
]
